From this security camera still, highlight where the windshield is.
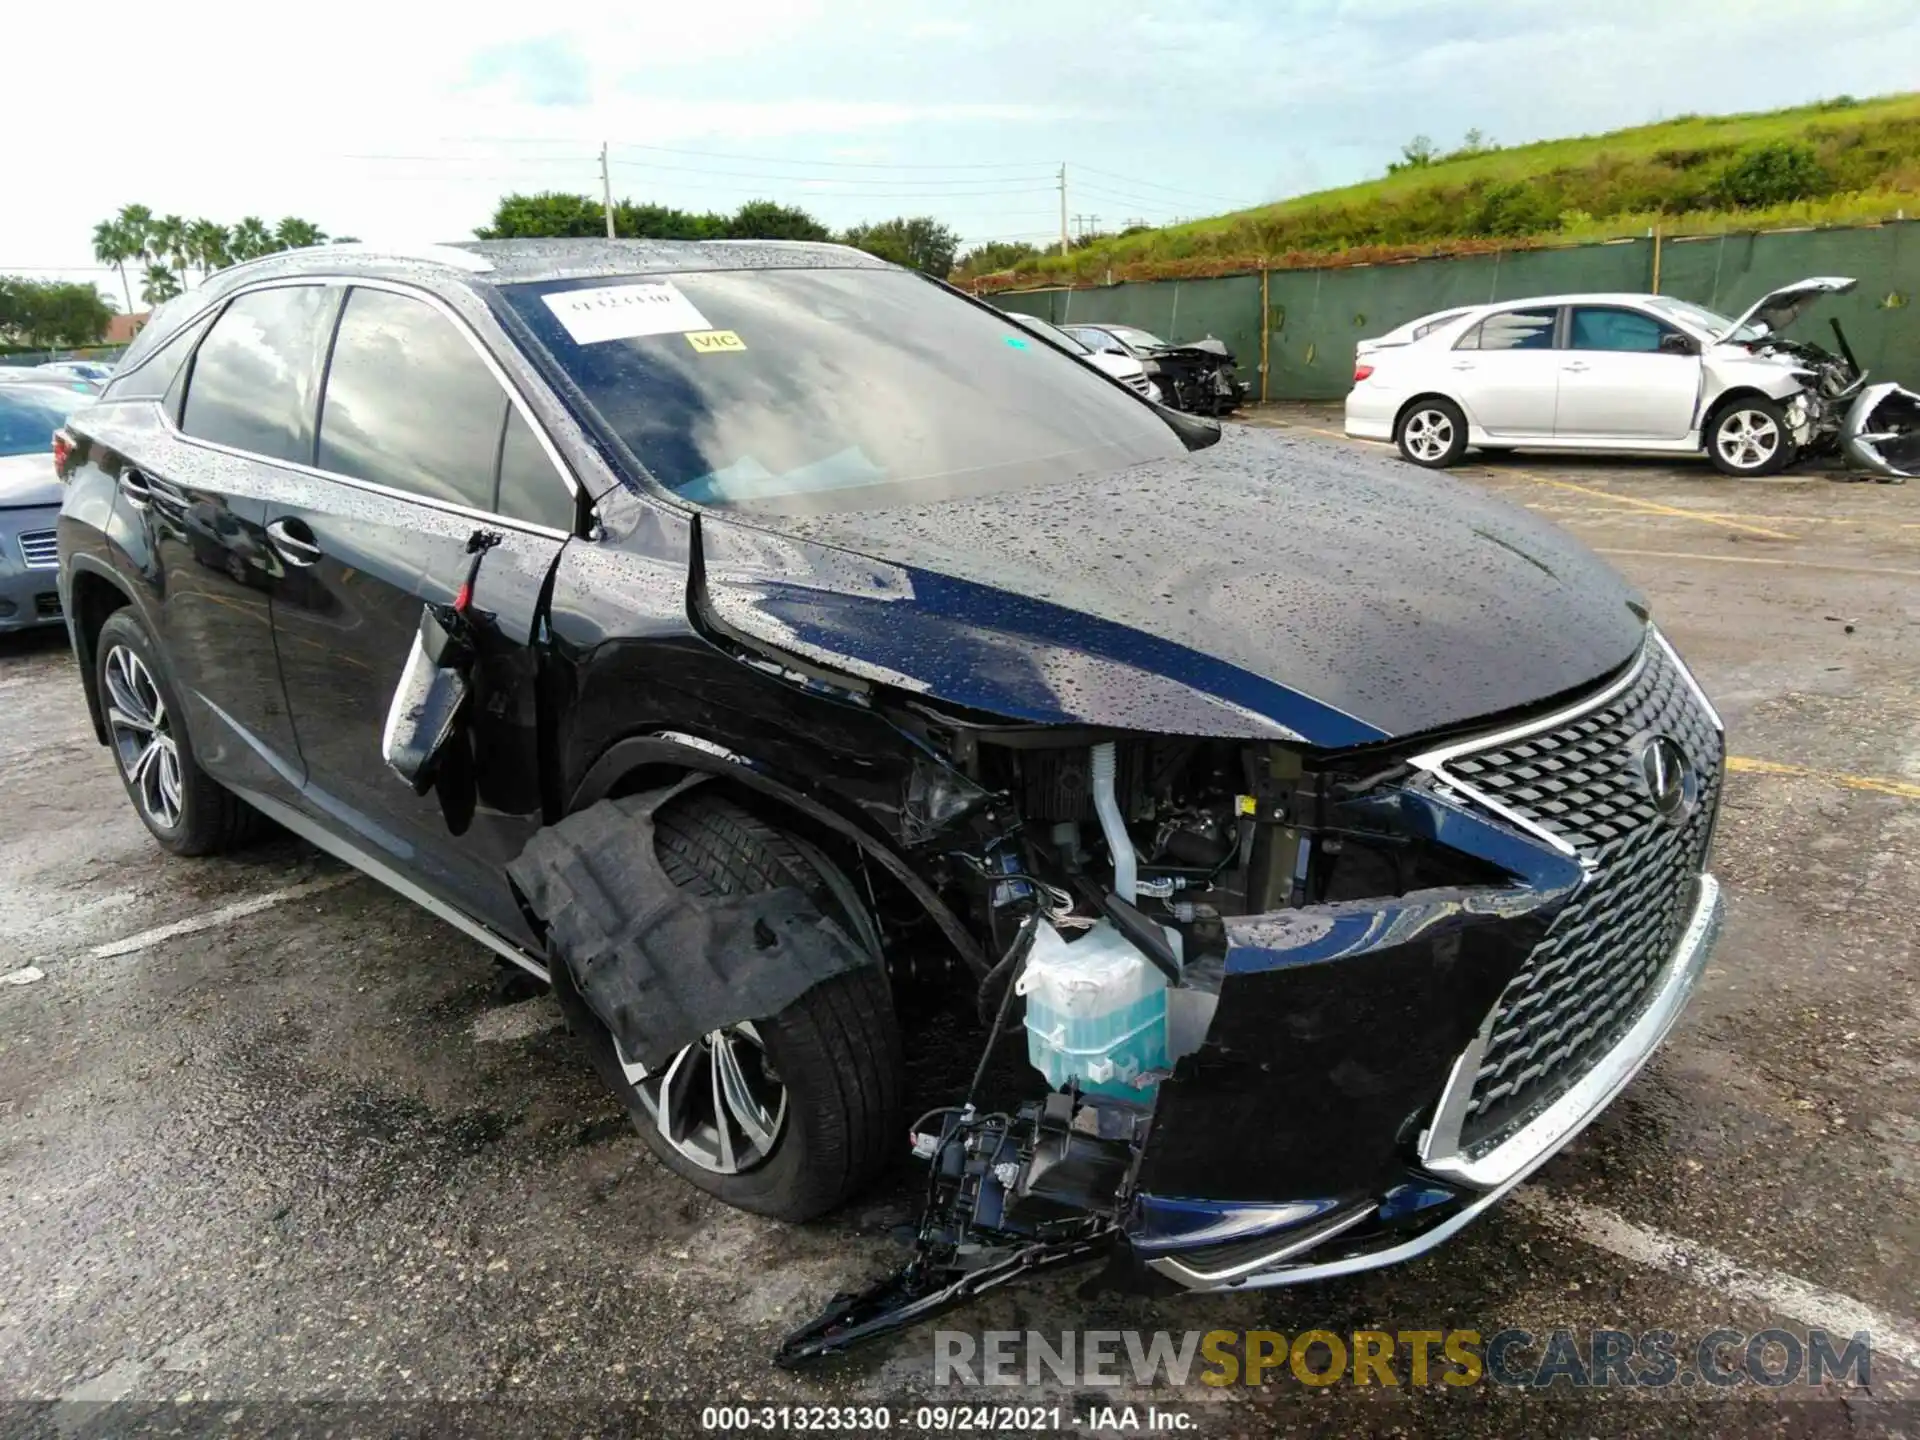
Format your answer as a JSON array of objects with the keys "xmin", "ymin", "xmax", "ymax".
[
  {"xmin": 1646, "ymin": 295, "xmax": 1759, "ymax": 342},
  {"xmin": 1006, "ymin": 312, "xmax": 1090, "ymax": 355},
  {"xmin": 0, "ymin": 387, "xmax": 85, "ymax": 457},
  {"xmin": 503, "ymin": 269, "xmax": 1184, "ymax": 514},
  {"xmin": 1106, "ymin": 326, "xmax": 1168, "ymax": 351}
]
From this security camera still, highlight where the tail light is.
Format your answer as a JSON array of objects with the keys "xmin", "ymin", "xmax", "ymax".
[
  {"xmin": 51, "ymin": 428, "xmax": 74, "ymax": 480},
  {"xmin": 1353, "ymin": 364, "xmax": 1375, "ymax": 383}
]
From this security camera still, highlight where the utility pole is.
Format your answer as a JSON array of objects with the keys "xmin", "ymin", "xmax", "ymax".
[
  {"xmin": 1071, "ymin": 213, "xmax": 1102, "ymax": 241},
  {"xmin": 1057, "ymin": 163, "xmax": 1069, "ymax": 258},
  {"xmin": 600, "ymin": 142, "xmax": 617, "ymax": 240}
]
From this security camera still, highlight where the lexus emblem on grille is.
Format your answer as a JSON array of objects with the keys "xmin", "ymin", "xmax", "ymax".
[{"xmin": 1638, "ymin": 735, "xmax": 1697, "ymax": 823}]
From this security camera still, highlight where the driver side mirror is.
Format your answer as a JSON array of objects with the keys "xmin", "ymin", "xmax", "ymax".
[{"xmin": 1659, "ymin": 331, "xmax": 1699, "ymax": 356}]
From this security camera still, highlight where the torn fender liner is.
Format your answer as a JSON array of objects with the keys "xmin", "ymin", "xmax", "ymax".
[{"xmin": 507, "ymin": 778, "xmax": 873, "ymax": 1071}]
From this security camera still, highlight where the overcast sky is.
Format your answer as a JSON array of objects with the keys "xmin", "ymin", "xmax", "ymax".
[{"xmin": 8, "ymin": 0, "xmax": 1917, "ymax": 309}]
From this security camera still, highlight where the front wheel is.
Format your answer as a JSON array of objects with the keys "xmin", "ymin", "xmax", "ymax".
[
  {"xmin": 1708, "ymin": 397, "xmax": 1795, "ymax": 477},
  {"xmin": 1396, "ymin": 398, "xmax": 1469, "ymax": 467},
  {"xmin": 552, "ymin": 791, "xmax": 903, "ymax": 1221}
]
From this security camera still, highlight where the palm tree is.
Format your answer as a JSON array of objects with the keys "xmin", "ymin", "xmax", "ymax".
[
  {"xmin": 229, "ymin": 216, "xmax": 272, "ymax": 261},
  {"xmin": 116, "ymin": 204, "xmax": 155, "ymax": 270},
  {"xmin": 187, "ymin": 219, "xmax": 231, "ymax": 278},
  {"xmin": 140, "ymin": 264, "xmax": 183, "ymax": 306},
  {"xmin": 151, "ymin": 215, "xmax": 190, "ymax": 290},
  {"xmin": 92, "ymin": 218, "xmax": 134, "ymax": 312},
  {"xmin": 274, "ymin": 217, "xmax": 327, "ymax": 250}
]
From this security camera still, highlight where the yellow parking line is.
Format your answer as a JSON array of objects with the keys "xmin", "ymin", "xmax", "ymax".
[
  {"xmin": 1729, "ymin": 756, "xmax": 1920, "ymax": 801},
  {"xmin": 1497, "ymin": 469, "xmax": 1796, "ymax": 541},
  {"xmin": 1595, "ymin": 547, "xmax": 1920, "ymax": 578}
]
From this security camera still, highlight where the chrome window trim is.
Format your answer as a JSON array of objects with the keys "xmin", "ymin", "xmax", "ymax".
[{"xmin": 163, "ymin": 273, "xmax": 584, "ymax": 534}]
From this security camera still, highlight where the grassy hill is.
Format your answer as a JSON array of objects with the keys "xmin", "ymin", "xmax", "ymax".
[{"xmin": 966, "ymin": 92, "xmax": 1920, "ymax": 290}]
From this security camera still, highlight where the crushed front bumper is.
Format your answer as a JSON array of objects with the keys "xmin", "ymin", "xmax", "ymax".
[
  {"xmin": 1144, "ymin": 874, "xmax": 1721, "ymax": 1291},
  {"xmin": 1129, "ymin": 630, "xmax": 1725, "ymax": 1291}
]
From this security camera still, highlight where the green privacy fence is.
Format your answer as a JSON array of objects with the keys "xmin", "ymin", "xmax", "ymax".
[{"xmin": 994, "ymin": 222, "xmax": 1920, "ymax": 401}]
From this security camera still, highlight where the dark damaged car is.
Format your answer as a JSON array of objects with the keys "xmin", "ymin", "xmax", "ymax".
[
  {"xmin": 55, "ymin": 240, "xmax": 1724, "ymax": 1358},
  {"xmin": 1063, "ymin": 322, "xmax": 1249, "ymax": 416}
]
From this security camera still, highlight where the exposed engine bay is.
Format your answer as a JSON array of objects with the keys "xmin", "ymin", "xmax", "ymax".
[
  {"xmin": 1141, "ymin": 337, "xmax": 1249, "ymax": 417},
  {"xmin": 1736, "ymin": 316, "xmax": 1866, "ymax": 458},
  {"xmin": 773, "ymin": 720, "xmax": 1521, "ymax": 1364}
]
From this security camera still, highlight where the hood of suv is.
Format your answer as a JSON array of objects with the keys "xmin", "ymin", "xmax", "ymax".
[
  {"xmin": 1717, "ymin": 275, "xmax": 1856, "ymax": 341},
  {"xmin": 690, "ymin": 426, "xmax": 1647, "ymax": 747}
]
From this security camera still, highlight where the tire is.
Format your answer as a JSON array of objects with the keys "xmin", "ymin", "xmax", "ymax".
[
  {"xmin": 552, "ymin": 791, "xmax": 903, "ymax": 1221},
  {"xmin": 1707, "ymin": 396, "xmax": 1795, "ymax": 477},
  {"xmin": 1396, "ymin": 398, "xmax": 1469, "ymax": 467},
  {"xmin": 94, "ymin": 610, "xmax": 263, "ymax": 856}
]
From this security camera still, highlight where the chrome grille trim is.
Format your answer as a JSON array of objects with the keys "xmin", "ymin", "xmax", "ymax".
[
  {"xmin": 1415, "ymin": 628, "xmax": 1725, "ymax": 1187},
  {"xmin": 18, "ymin": 529, "xmax": 58, "ymax": 570}
]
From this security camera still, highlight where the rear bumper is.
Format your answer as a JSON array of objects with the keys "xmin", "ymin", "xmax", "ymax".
[
  {"xmin": 1343, "ymin": 390, "xmax": 1394, "ymax": 440},
  {"xmin": 1143, "ymin": 873, "xmax": 1720, "ymax": 1291}
]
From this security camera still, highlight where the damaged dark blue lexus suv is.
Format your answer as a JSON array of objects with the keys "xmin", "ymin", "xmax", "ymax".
[{"xmin": 56, "ymin": 239, "xmax": 1723, "ymax": 1359}]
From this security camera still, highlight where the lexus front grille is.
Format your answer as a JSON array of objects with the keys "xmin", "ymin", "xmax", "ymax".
[{"xmin": 1424, "ymin": 634, "xmax": 1723, "ymax": 1156}]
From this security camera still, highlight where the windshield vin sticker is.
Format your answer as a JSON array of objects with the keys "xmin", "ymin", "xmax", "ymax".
[
  {"xmin": 542, "ymin": 282, "xmax": 712, "ymax": 345},
  {"xmin": 685, "ymin": 330, "xmax": 747, "ymax": 354}
]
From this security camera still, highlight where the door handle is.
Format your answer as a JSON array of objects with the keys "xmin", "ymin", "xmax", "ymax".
[
  {"xmin": 118, "ymin": 469, "xmax": 152, "ymax": 511},
  {"xmin": 266, "ymin": 518, "xmax": 322, "ymax": 567},
  {"xmin": 1450, "ymin": 361, "xmax": 1476, "ymax": 371},
  {"xmin": 1562, "ymin": 361, "xmax": 1590, "ymax": 373}
]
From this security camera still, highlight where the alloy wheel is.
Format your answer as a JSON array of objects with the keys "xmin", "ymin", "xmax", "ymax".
[
  {"xmin": 103, "ymin": 646, "xmax": 184, "ymax": 830},
  {"xmin": 1403, "ymin": 408, "xmax": 1454, "ymax": 461},
  {"xmin": 1715, "ymin": 409, "xmax": 1780, "ymax": 471},
  {"xmin": 619, "ymin": 1022, "xmax": 788, "ymax": 1174}
]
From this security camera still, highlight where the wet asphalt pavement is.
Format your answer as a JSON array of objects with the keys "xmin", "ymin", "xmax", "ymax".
[{"xmin": 2, "ymin": 409, "xmax": 1917, "ymax": 1437}]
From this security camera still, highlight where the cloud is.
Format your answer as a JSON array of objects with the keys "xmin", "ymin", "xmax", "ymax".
[{"xmin": 466, "ymin": 34, "xmax": 592, "ymax": 108}]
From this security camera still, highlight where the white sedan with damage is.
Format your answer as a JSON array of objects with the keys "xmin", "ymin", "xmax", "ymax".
[{"xmin": 1345, "ymin": 277, "xmax": 1862, "ymax": 477}]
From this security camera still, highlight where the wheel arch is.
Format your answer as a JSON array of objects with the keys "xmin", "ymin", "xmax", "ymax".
[
  {"xmin": 65, "ymin": 559, "xmax": 137, "ymax": 746},
  {"xmin": 1699, "ymin": 385, "xmax": 1787, "ymax": 444},
  {"xmin": 567, "ymin": 734, "xmax": 990, "ymax": 982},
  {"xmin": 1393, "ymin": 390, "xmax": 1470, "ymax": 436}
]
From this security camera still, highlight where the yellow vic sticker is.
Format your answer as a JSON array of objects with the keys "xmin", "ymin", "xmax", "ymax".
[{"xmin": 686, "ymin": 330, "xmax": 747, "ymax": 354}]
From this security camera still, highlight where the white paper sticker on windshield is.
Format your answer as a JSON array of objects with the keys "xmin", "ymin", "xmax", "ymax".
[{"xmin": 542, "ymin": 282, "xmax": 712, "ymax": 345}]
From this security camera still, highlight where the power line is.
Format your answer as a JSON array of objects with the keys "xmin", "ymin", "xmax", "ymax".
[
  {"xmin": 609, "ymin": 159, "xmax": 1052, "ymax": 192},
  {"xmin": 490, "ymin": 137, "xmax": 1055, "ymax": 172},
  {"xmin": 1072, "ymin": 163, "xmax": 1256, "ymax": 207}
]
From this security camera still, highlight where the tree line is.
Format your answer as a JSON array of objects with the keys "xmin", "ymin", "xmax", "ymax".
[
  {"xmin": 475, "ymin": 194, "xmax": 965, "ymax": 278},
  {"xmin": 90, "ymin": 204, "xmax": 353, "ymax": 310},
  {"xmin": 0, "ymin": 277, "xmax": 116, "ymax": 351}
]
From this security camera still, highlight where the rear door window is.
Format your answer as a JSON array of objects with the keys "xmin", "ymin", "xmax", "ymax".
[
  {"xmin": 179, "ymin": 286, "xmax": 337, "ymax": 463},
  {"xmin": 317, "ymin": 287, "xmax": 505, "ymax": 513},
  {"xmin": 1456, "ymin": 308, "xmax": 1558, "ymax": 352}
]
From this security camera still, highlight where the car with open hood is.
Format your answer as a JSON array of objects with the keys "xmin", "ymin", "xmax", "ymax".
[
  {"xmin": 1346, "ymin": 276, "xmax": 1862, "ymax": 476},
  {"xmin": 56, "ymin": 239, "xmax": 1724, "ymax": 1360},
  {"xmin": 1062, "ymin": 321, "xmax": 1249, "ymax": 416}
]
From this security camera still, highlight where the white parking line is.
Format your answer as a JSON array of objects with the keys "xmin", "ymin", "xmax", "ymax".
[
  {"xmin": 1513, "ymin": 1190, "xmax": 1920, "ymax": 1370},
  {"xmin": 85, "ymin": 873, "xmax": 359, "ymax": 960}
]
